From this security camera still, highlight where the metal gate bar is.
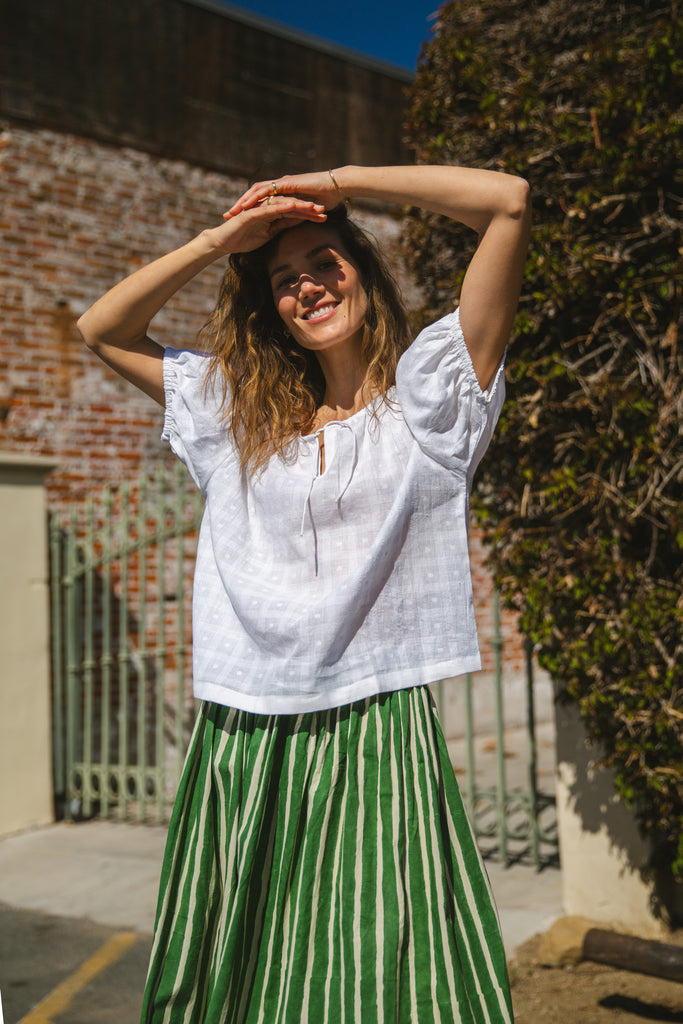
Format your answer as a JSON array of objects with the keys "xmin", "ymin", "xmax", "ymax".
[
  {"xmin": 450, "ymin": 592, "xmax": 557, "ymax": 867},
  {"xmin": 50, "ymin": 463, "xmax": 203, "ymax": 824}
]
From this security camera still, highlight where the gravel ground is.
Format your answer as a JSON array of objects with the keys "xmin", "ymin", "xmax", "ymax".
[{"xmin": 509, "ymin": 931, "xmax": 683, "ymax": 1023}]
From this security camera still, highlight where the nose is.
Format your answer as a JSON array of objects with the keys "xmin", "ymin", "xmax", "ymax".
[{"xmin": 298, "ymin": 275, "xmax": 324, "ymax": 299}]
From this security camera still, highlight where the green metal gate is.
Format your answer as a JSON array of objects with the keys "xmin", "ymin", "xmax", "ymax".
[
  {"xmin": 50, "ymin": 463, "xmax": 203, "ymax": 824},
  {"xmin": 434, "ymin": 611, "xmax": 558, "ymax": 868},
  {"xmin": 50, "ymin": 466, "xmax": 557, "ymax": 864}
]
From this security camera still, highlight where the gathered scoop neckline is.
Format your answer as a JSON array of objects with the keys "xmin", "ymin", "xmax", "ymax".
[{"xmin": 300, "ymin": 390, "xmax": 390, "ymax": 440}]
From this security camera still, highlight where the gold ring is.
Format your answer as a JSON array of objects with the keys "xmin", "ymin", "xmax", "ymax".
[
  {"xmin": 266, "ymin": 195, "xmax": 272, "ymax": 205},
  {"xmin": 271, "ymin": 182, "xmax": 278, "ymax": 196}
]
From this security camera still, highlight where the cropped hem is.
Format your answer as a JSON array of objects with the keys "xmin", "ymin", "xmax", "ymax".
[{"xmin": 193, "ymin": 655, "xmax": 483, "ymax": 715}]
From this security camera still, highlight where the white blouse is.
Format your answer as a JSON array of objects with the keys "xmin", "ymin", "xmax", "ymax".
[{"xmin": 162, "ymin": 307, "xmax": 505, "ymax": 715}]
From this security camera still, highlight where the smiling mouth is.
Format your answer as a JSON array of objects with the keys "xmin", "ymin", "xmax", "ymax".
[{"xmin": 303, "ymin": 303, "xmax": 339, "ymax": 322}]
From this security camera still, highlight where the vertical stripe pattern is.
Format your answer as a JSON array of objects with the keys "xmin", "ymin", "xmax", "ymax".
[{"xmin": 140, "ymin": 687, "xmax": 513, "ymax": 1024}]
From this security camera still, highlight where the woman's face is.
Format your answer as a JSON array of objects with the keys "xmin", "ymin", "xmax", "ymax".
[{"xmin": 267, "ymin": 223, "xmax": 368, "ymax": 355}]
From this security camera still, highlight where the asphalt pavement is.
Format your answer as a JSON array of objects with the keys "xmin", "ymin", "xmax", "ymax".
[{"xmin": 0, "ymin": 820, "xmax": 563, "ymax": 1023}]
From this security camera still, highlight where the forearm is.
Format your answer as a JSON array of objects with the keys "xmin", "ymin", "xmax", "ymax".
[
  {"xmin": 332, "ymin": 164, "xmax": 529, "ymax": 234},
  {"xmin": 77, "ymin": 230, "xmax": 222, "ymax": 353}
]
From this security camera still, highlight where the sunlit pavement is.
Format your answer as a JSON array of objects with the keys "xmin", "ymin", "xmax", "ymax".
[{"xmin": 0, "ymin": 902, "xmax": 151, "ymax": 1024}]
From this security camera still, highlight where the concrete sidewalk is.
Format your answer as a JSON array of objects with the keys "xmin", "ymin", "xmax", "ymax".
[{"xmin": 0, "ymin": 820, "xmax": 563, "ymax": 957}]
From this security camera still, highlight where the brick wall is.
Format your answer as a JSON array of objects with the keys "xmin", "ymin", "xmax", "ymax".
[{"xmin": 1, "ymin": 122, "xmax": 234, "ymax": 502}]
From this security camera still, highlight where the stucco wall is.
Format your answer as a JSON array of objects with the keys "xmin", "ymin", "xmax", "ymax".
[{"xmin": 0, "ymin": 455, "xmax": 56, "ymax": 835}]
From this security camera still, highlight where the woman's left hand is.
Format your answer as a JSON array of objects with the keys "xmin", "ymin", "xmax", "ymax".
[{"xmin": 225, "ymin": 171, "xmax": 344, "ymax": 218}]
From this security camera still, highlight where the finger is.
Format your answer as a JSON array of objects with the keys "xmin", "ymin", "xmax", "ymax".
[
  {"xmin": 263, "ymin": 210, "xmax": 329, "ymax": 234},
  {"xmin": 223, "ymin": 197, "xmax": 325, "ymax": 220},
  {"xmin": 226, "ymin": 180, "xmax": 279, "ymax": 215},
  {"xmin": 224, "ymin": 188, "xmax": 278, "ymax": 217},
  {"xmin": 265, "ymin": 201, "xmax": 327, "ymax": 224},
  {"xmin": 226, "ymin": 193, "xmax": 260, "ymax": 216},
  {"xmin": 256, "ymin": 204, "xmax": 329, "ymax": 241},
  {"xmin": 265, "ymin": 212, "xmax": 328, "ymax": 237},
  {"xmin": 227, "ymin": 176, "xmax": 307, "ymax": 216}
]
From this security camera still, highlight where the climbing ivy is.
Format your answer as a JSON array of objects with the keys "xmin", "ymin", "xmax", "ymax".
[{"xmin": 403, "ymin": 0, "xmax": 683, "ymax": 881}]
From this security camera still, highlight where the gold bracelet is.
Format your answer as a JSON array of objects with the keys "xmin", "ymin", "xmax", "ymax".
[{"xmin": 328, "ymin": 169, "xmax": 344, "ymax": 199}]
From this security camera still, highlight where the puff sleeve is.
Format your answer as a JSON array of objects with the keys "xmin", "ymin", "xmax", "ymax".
[
  {"xmin": 161, "ymin": 348, "xmax": 234, "ymax": 494},
  {"xmin": 395, "ymin": 307, "xmax": 506, "ymax": 478}
]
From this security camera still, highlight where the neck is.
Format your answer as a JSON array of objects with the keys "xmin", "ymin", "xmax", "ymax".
[
  {"xmin": 317, "ymin": 341, "xmax": 367, "ymax": 407},
  {"xmin": 311, "ymin": 338, "xmax": 372, "ymax": 429}
]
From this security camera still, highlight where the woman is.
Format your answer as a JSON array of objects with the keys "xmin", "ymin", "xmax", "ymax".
[{"xmin": 78, "ymin": 165, "xmax": 531, "ymax": 1024}]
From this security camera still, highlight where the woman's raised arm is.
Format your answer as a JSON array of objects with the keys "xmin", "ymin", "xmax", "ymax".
[
  {"xmin": 77, "ymin": 198, "xmax": 328, "ymax": 404},
  {"xmin": 77, "ymin": 234, "xmax": 223, "ymax": 405},
  {"xmin": 230, "ymin": 166, "xmax": 531, "ymax": 390}
]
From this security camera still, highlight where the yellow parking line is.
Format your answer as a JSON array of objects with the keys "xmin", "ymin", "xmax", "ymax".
[{"xmin": 18, "ymin": 931, "xmax": 138, "ymax": 1024}]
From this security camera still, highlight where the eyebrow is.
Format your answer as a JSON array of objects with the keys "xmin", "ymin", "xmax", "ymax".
[{"xmin": 268, "ymin": 244, "xmax": 336, "ymax": 281}]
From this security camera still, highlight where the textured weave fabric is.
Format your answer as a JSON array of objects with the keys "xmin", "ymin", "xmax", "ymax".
[
  {"xmin": 161, "ymin": 308, "xmax": 506, "ymax": 715},
  {"xmin": 140, "ymin": 687, "xmax": 513, "ymax": 1024}
]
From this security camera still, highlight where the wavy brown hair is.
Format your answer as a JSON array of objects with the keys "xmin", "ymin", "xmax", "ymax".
[{"xmin": 200, "ymin": 204, "xmax": 410, "ymax": 473}]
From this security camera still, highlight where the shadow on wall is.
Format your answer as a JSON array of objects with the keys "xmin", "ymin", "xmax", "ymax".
[{"xmin": 555, "ymin": 693, "xmax": 683, "ymax": 929}]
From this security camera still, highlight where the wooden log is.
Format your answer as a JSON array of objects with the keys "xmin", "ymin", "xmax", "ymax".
[{"xmin": 583, "ymin": 928, "xmax": 683, "ymax": 984}]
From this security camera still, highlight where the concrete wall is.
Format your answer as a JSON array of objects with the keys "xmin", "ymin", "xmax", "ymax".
[
  {"xmin": 555, "ymin": 697, "xmax": 683, "ymax": 933},
  {"xmin": 0, "ymin": 454, "xmax": 56, "ymax": 835}
]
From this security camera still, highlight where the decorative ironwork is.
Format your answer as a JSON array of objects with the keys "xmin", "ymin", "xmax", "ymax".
[{"xmin": 50, "ymin": 463, "xmax": 203, "ymax": 824}]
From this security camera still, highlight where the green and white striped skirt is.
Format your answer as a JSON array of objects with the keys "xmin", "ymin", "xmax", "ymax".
[{"xmin": 140, "ymin": 686, "xmax": 513, "ymax": 1024}]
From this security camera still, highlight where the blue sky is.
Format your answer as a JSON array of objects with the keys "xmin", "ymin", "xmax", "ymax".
[{"xmin": 215, "ymin": 0, "xmax": 440, "ymax": 72}]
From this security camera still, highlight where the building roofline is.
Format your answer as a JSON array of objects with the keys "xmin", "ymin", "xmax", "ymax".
[{"xmin": 182, "ymin": 0, "xmax": 415, "ymax": 82}]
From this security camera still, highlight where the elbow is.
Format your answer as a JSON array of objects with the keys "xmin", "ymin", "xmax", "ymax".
[
  {"xmin": 474, "ymin": 176, "xmax": 531, "ymax": 236},
  {"xmin": 509, "ymin": 179, "xmax": 532, "ymax": 229},
  {"xmin": 507, "ymin": 176, "xmax": 531, "ymax": 223},
  {"xmin": 77, "ymin": 309, "xmax": 119, "ymax": 356},
  {"xmin": 493, "ymin": 176, "xmax": 531, "ymax": 247},
  {"xmin": 76, "ymin": 311, "xmax": 97, "ymax": 352}
]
